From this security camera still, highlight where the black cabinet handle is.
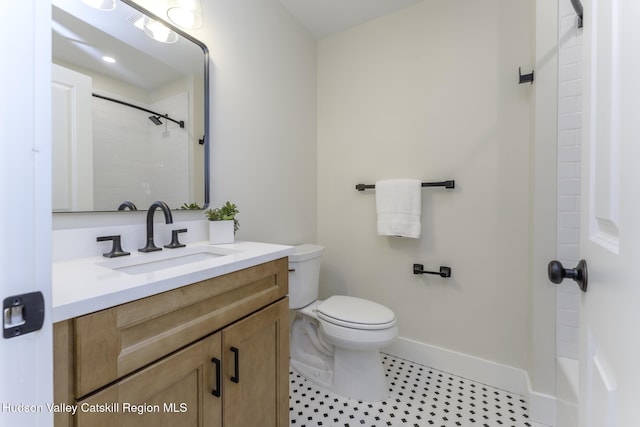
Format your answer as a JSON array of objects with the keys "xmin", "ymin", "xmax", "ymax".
[
  {"xmin": 230, "ymin": 347, "xmax": 240, "ymax": 383},
  {"xmin": 211, "ymin": 357, "xmax": 221, "ymax": 397}
]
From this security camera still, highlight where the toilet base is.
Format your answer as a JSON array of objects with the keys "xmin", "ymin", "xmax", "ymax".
[
  {"xmin": 332, "ymin": 347, "xmax": 389, "ymax": 402},
  {"xmin": 290, "ymin": 315, "xmax": 391, "ymax": 402},
  {"xmin": 290, "ymin": 347, "xmax": 389, "ymax": 402},
  {"xmin": 290, "ymin": 358, "xmax": 334, "ymax": 391}
]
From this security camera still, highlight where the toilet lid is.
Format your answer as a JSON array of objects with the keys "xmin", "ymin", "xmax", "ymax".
[{"xmin": 316, "ymin": 296, "xmax": 396, "ymax": 330}]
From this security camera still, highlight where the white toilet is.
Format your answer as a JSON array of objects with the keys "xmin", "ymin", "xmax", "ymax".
[{"xmin": 288, "ymin": 244, "xmax": 398, "ymax": 402}]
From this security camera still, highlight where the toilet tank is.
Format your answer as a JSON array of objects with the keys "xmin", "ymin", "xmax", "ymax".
[{"xmin": 288, "ymin": 244, "xmax": 324, "ymax": 309}]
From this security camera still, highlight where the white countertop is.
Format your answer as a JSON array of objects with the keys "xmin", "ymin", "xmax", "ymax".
[{"xmin": 52, "ymin": 240, "xmax": 294, "ymax": 322}]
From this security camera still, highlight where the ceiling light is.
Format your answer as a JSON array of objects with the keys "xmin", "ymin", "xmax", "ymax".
[
  {"xmin": 143, "ymin": 17, "xmax": 179, "ymax": 44},
  {"xmin": 82, "ymin": 0, "xmax": 116, "ymax": 11},
  {"xmin": 102, "ymin": 56, "xmax": 116, "ymax": 63},
  {"xmin": 167, "ymin": 0, "xmax": 203, "ymax": 29}
]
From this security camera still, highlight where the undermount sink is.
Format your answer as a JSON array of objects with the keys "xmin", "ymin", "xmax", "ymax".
[{"xmin": 98, "ymin": 245, "xmax": 239, "ymax": 275}]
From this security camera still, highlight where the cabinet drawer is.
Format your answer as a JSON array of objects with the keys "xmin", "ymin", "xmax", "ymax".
[
  {"xmin": 76, "ymin": 333, "xmax": 221, "ymax": 427},
  {"xmin": 73, "ymin": 257, "xmax": 288, "ymax": 397}
]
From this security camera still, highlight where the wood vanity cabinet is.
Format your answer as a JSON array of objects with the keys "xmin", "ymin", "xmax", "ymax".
[{"xmin": 54, "ymin": 257, "xmax": 290, "ymax": 427}]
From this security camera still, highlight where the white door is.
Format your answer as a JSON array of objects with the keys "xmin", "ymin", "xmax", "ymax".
[
  {"xmin": 0, "ymin": 1, "xmax": 53, "ymax": 426},
  {"xmin": 579, "ymin": 0, "xmax": 640, "ymax": 425},
  {"xmin": 52, "ymin": 64, "xmax": 94, "ymax": 211}
]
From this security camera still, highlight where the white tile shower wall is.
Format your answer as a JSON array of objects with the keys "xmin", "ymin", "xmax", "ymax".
[
  {"xmin": 92, "ymin": 92, "xmax": 189, "ymax": 211},
  {"xmin": 556, "ymin": 0, "xmax": 583, "ymax": 360},
  {"xmin": 92, "ymin": 96, "xmax": 148, "ymax": 210},
  {"xmin": 149, "ymin": 92, "xmax": 190, "ymax": 208}
]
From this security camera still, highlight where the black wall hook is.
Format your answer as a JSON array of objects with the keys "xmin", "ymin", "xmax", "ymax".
[
  {"xmin": 519, "ymin": 67, "xmax": 534, "ymax": 85},
  {"xmin": 413, "ymin": 264, "xmax": 451, "ymax": 278}
]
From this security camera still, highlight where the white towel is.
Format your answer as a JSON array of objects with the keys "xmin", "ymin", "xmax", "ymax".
[{"xmin": 375, "ymin": 179, "xmax": 422, "ymax": 238}]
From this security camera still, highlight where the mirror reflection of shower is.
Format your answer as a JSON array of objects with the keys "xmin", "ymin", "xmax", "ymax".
[
  {"xmin": 52, "ymin": 0, "xmax": 209, "ymax": 213},
  {"xmin": 148, "ymin": 115, "xmax": 174, "ymax": 137},
  {"xmin": 92, "ymin": 93, "xmax": 185, "ymax": 128}
]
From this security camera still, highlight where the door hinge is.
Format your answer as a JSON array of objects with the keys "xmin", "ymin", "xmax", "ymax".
[{"xmin": 3, "ymin": 292, "xmax": 45, "ymax": 339}]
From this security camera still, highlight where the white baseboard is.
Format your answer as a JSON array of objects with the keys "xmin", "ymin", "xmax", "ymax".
[
  {"xmin": 384, "ymin": 337, "xmax": 528, "ymax": 394},
  {"xmin": 526, "ymin": 387, "xmax": 557, "ymax": 426},
  {"xmin": 384, "ymin": 336, "xmax": 557, "ymax": 426}
]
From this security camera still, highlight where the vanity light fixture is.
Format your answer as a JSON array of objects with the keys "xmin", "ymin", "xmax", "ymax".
[
  {"xmin": 81, "ymin": 0, "xmax": 116, "ymax": 11},
  {"xmin": 167, "ymin": 0, "xmax": 203, "ymax": 30},
  {"xmin": 143, "ymin": 16, "xmax": 179, "ymax": 44}
]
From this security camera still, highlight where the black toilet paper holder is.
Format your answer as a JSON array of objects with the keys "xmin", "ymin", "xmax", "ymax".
[{"xmin": 413, "ymin": 264, "xmax": 451, "ymax": 278}]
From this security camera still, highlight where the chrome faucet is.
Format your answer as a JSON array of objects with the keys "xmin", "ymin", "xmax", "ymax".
[{"xmin": 139, "ymin": 201, "xmax": 173, "ymax": 252}]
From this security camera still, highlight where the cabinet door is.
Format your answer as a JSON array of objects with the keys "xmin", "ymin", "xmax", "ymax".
[
  {"xmin": 76, "ymin": 333, "xmax": 222, "ymax": 427},
  {"xmin": 222, "ymin": 298, "xmax": 289, "ymax": 427}
]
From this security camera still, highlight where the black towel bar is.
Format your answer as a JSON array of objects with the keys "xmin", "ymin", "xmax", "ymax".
[{"xmin": 355, "ymin": 180, "xmax": 455, "ymax": 191}]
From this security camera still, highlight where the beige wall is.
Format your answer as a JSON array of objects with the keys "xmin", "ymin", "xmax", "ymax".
[
  {"xmin": 317, "ymin": 0, "xmax": 533, "ymax": 369},
  {"xmin": 204, "ymin": 0, "xmax": 318, "ymax": 245}
]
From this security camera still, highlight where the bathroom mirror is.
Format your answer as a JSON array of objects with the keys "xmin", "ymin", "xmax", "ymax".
[{"xmin": 51, "ymin": 0, "xmax": 209, "ymax": 212}]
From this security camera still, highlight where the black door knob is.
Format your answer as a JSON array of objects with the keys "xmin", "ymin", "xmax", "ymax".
[{"xmin": 547, "ymin": 259, "xmax": 588, "ymax": 292}]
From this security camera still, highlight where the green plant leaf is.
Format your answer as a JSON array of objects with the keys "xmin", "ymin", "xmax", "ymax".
[{"xmin": 205, "ymin": 201, "xmax": 240, "ymax": 233}]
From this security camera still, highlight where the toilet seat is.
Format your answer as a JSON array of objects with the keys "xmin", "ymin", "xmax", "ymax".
[{"xmin": 317, "ymin": 296, "xmax": 396, "ymax": 330}]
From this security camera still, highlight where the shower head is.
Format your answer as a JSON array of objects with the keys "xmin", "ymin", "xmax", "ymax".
[{"xmin": 149, "ymin": 115, "xmax": 163, "ymax": 125}]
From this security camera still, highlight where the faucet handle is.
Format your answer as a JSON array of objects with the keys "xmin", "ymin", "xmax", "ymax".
[
  {"xmin": 165, "ymin": 228, "xmax": 187, "ymax": 249},
  {"xmin": 97, "ymin": 235, "xmax": 130, "ymax": 258}
]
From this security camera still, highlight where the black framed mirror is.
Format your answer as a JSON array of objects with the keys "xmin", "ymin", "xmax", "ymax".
[{"xmin": 52, "ymin": 0, "xmax": 209, "ymax": 212}]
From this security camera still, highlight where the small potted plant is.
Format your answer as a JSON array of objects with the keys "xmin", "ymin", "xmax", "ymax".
[{"xmin": 205, "ymin": 201, "xmax": 239, "ymax": 244}]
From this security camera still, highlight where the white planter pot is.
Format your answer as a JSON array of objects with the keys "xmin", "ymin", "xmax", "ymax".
[{"xmin": 208, "ymin": 220, "xmax": 234, "ymax": 244}]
